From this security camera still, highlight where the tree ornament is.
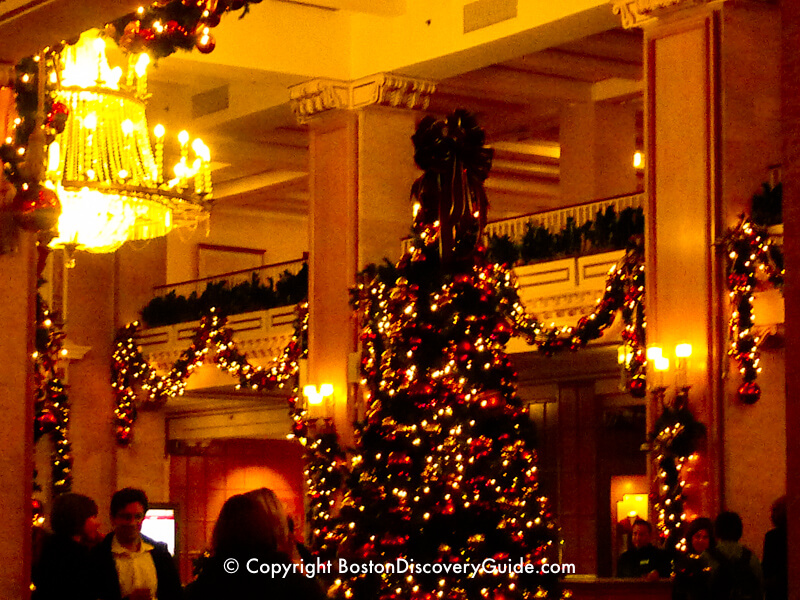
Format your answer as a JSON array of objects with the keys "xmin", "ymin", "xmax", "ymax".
[
  {"xmin": 196, "ymin": 32, "xmax": 216, "ymax": 54},
  {"xmin": 13, "ymin": 186, "xmax": 61, "ymax": 232},
  {"xmin": 737, "ymin": 381, "xmax": 761, "ymax": 405},
  {"xmin": 116, "ymin": 426, "xmax": 133, "ymax": 446},
  {"xmin": 629, "ymin": 375, "xmax": 647, "ymax": 398},
  {"xmin": 36, "ymin": 410, "xmax": 58, "ymax": 435},
  {"xmin": 202, "ymin": 12, "xmax": 222, "ymax": 28}
]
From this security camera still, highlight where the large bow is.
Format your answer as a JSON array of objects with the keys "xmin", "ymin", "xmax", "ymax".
[{"xmin": 410, "ymin": 110, "xmax": 493, "ymax": 263}]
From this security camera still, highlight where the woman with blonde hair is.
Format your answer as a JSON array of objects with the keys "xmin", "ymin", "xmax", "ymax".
[
  {"xmin": 242, "ymin": 487, "xmax": 293, "ymax": 558},
  {"xmin": 185, "ymin": 491, "xmax": 324, "ymax": 600}
]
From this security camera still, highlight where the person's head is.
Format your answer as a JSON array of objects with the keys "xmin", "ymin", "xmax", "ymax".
[
  {"xmin": 686, "ymin": 517, "xmax": 714, "ymax": 554},
  {"xmin": 110, "ymin": 488, "xmax": 148, "ymax": 546},
  {"xmin": 212, "ymin": 492, "xmax": 290, "ymax": 558},
  {"xmin": 631, "ymin": 519, "xmax": 653, "ymax": 549},
  {"xmin": 714, "ymin": 511, "xmax": 743, "ymax": 542},
  {"xmin": 771, "ymin": 496, "xmax": 787, "ymax": 529},
  {"xmin": 51, "ymin": 493, "xmax": 100, "ymax": 545},
  {"xmin": 244, "ymin": 488, "xmax": 291, "ymax": 553}
]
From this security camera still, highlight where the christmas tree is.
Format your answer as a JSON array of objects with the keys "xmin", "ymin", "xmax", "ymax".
[{"xmin": 333, "ymin": 111, "xmax": 558, "ymax": 600}]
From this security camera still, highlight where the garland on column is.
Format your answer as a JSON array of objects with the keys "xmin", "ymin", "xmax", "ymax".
[
  {"xmin": 34, "ymin": 294, "xmax": 73, "ymax": 495},
  {"xmin": 647, "ymin": 389, "xmax": 705, "ymax": 551},
  {"xmin": 112, "ymin": 302, "xmax": 308, "ymax": 446},
  {"xmin": 722, "ymin": 216, "xmax": 784, "ymax": 404}
]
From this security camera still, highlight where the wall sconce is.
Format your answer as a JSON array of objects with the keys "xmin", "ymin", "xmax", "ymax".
[
  {"xmin": 303, "ymin": 383, "xmax": 333, "ymax": 406},
  {"xmin": 646, "ymin": 346, "xmax": 668, "ymax": 390},
  {"xmin": 674, "ymin": 343, "xmax": 692, "ymax": 389},
  {"xmin": 617, "ymin": 345, "xmax": 634, "ymax": 391},
  {"xmin": 633, "ymin": 151, "xmax": 644, "ymax": 169}
]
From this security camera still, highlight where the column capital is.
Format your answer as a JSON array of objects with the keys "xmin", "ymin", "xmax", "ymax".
[
  {"xmin": 289, "ymin": 73, "xmax": 437, "ymax": 124},
  {"xmin": 611, "ymin": 0, "xmax": 715, "ymax": 29}
]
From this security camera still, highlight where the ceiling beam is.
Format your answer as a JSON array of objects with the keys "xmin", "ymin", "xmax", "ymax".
[
  {"xmin": 446, "ymin": 65, "xmax": 592, "ymax": 103},
  {"xmin": 506, "ymin": 48, "xmax": 642, "ymax": 82}
]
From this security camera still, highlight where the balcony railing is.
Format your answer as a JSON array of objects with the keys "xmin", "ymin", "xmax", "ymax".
[
  {"xmin": 401, "ymin": 192, "xmax": 645, "ymax": 254},
  {"xmin": 152, "ymin": 253, "xmax": 308, "ymax": 300}
]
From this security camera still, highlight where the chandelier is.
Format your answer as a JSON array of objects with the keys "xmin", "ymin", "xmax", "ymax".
[{"xmin": 44, "ymin": 30, "xmax": 211, "ymax": 254}]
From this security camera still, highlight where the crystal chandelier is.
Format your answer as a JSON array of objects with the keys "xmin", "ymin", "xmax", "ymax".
[{"xmin": 44, "ymin": 30, "xmax": 211, "ymax": 254}]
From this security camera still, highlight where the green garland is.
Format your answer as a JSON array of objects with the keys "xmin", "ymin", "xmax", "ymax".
[
  {"xmin": 648, "ymin": 389, "xmax": 705, "ymax": 551},
  {"xmin": 722, "ymin": 215, "xmax": 784, "ymax": 404},
  {"xmin": 34, "ymin": 294, "xmax": 73, "ymax": 495},
  {"xmin": 487, "ymin": 205, "xmax": 644, "ymax": 266},
  {"xmin": 108, "ymin": 0, "xmax": 263, "ymax": 59},
  {"xmin": 112, "ymin": 302, "xmax": 308, "ymax": 446},
  {"xmin": 140, "ymin": 263, "xmax": 308, "ymax": 327}
]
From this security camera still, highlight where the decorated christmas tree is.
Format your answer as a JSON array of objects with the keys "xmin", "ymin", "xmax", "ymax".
[{"xmin": 333, "ymin": 111, "xmax": 558, "ymax": 600}]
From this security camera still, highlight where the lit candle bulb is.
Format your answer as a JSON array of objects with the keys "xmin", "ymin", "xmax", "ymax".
[
  {"xmin": 135, "ymin": 53, "xmax": 150, "ymax": 97},
  {"xmin": 177, "ymin": 130, "xmax": 190, "ymax": 188},
  {"xmin": 154, "ymin": 124, "xmax": 165, "ymax": 183}
]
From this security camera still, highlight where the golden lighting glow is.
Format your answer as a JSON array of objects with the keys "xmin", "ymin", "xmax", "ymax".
[
  {"xmin": 46, "ymin": 30, "xmax": 211, "ymax": 254},
  {"xmin": 675, "ymin": 343, "xmax": 692, "ymax": 358},
  {"xmin": 633, "ymin": 151, "xmax": 644, "ymax": 169},
  {"xmin": 303, "ymin": 384, "xmax": 334, "ymax": 406},
  {"xmin": 654, "ymin": 356, "xmax": 670, "ymax": 372},
  {"xmin": 646, "ymin": 345, "xmax": 663, "ymax": 361}
]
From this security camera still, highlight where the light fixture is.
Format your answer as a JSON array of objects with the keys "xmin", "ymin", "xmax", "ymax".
[
  {"xmin": 633, "ymin": 151, "xmax": 644, "ymax": 169},
  {"xmin": 675, "ymin": 343, "xmax": 692, "ymax": 388},
  {"xmin": 44, "ymin": 30, "xmax": 211, "ymax": 255},
  {"xmin": 303, "ymin": 383, "xmax": 334, "ymax": 406}
]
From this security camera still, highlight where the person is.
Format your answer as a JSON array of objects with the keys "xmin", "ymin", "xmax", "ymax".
[
  {"xmin": 185, "ymin": 492, "xmax": 325, "ymax": 600},
  {"xmin": 762, "ymin": 496, "xmax": 787, "ymax": 600},
  {"xmin": 32, "ymin": 492, "xmax": 103, "ymax": 600},
  {"xmin": 709, "ymin": 511, "xmax": 763, "ymax": 600},
  {"xmin": 617, "ymin": 518, "xmax": 671, "ymax": 580},
  {"xmin": 91, "ymin": 487, "xmax": 183, "ymax": 600},
  {"xmin": 672, "ymin": 517, "xmax": 715, "ymax": 600}
]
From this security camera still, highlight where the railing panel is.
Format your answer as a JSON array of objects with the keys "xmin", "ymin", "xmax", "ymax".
[{"xmin": 152, "ymin": 254, "xmax": 308, "ymax": 300}]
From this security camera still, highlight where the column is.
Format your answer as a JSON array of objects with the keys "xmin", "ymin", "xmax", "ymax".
[
  {"xmin": 0, "ymin": 77, "xmax": 35, "ymax": 599},
  {"xmin": 290, "ymin": 74, "xmax": 435, "ymax": 442},
  {"xmin": 781, "ymin": 2, "xmax": 800, "ymax": 596},
  {"xmin": 0, "ymin": 236, "xmax": 36, "ymax": 599},
  {"xmin": 615, "ymin": 0, "xmax": 781, "ymax": 546}
]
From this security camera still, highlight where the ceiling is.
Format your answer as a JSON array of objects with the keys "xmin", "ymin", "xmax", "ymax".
[
  {"xmin": 1, "ymin": 1, "xmax": 643, "ymax": 220},
  {"xmin": 140, "ymin": 9, "xmax": 643, "ymax": 220}
]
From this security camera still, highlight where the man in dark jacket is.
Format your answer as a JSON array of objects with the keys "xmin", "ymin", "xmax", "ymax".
[
  {"xmin": 91, "ymin": 487, "xmax": 182, "ymax": 600},
  {"xmin": 617, "ymin": 518, "xmax": 671, "ymax": 580}
]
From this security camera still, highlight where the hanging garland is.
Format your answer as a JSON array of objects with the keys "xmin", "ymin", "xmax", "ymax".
[
  {"xmin": 722, "ymin": 215, "xmax": 784, "ymax": 404},
  {"xmin": 112, "ymin": 302, "xmax": 308, "ymax": 446},
  {"xmin": 34, "ymin": 294, "xmax": 73, "ymax": 495},
  {"xmin": 107, "ymin": 0, "xmax": 263, "ymax": 59},
  {"xmin": 647, "ymin": 389, "xmax": 705, "ymax": 551},
  {"xmin": 366, "ymin": 239, "xmax": 648, "ymax": 397}
]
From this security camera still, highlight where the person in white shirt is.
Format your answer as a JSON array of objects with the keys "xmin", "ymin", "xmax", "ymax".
[{"xmin": 91, "ymin": 488, "xmax": 183, "ymax": 600}]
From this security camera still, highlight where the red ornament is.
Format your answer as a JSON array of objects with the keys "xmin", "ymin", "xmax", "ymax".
[
  {"xmin": 203, "ymin": 12, "xmax": 222, "ymax": 27},
  {"xmin": 478, "ymin": 390, "xmax": 502, "ymax": 409},
  {"xmin": 737, "ymin": 381, "xmax": 761, "ymax": 405},
  {"xmin": 629, "ymin": 375, "xmax": 647, "ymax": 398},
  {"xmin": 36, "ymin": 410, "xmax": 58, "ymax": 435},
  {"xmin": 196, "ymin": 32, "xmax": 216, "ymax": 54},
  {"xmin": 13, "ymin": 186, "xmax": 61, "ymax": 232},
  {"xmin": 116, "ymin": 426, "xmax": 133, "ymax": 446}
]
